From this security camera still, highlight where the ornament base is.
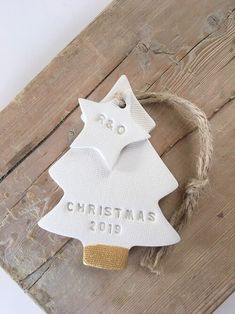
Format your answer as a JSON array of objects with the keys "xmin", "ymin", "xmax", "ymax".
[{"xmin": 83, "ymin": 245, "xmax": 129, "ymax": 270}]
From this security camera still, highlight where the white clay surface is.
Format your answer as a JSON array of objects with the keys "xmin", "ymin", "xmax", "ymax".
[{"xmin": 39, "ymin": 76, "xmax": 180, "ymax": 249}]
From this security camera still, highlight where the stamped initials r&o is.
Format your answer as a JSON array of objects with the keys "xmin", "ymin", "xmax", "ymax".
[{"xmin": 97, "ymin": 114, "xmax": 126, "ymax": 135}]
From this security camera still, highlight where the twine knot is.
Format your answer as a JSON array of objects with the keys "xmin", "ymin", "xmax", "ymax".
[{"xmin": 186, "ymin": 178, "xmax": 208, "ymax": 191}]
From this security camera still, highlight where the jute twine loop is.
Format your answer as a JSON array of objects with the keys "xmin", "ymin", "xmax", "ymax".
[{"xmin": 114, "ymin": 91, "xmax": 213, "ymax": 273}]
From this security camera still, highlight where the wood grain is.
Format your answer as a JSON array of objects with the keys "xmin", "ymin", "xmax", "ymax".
[{"xmin": 0, "ymin": 0, "xmax": 234, "ymax": 313}]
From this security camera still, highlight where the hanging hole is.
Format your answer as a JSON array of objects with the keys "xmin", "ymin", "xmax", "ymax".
[
  {"xmin": 118, "ymin": 101, "xmax": 126, "ymax": 109},
  {"xmin": 114, "ymin": 92, "xmax": 126, "ymax": 109}
]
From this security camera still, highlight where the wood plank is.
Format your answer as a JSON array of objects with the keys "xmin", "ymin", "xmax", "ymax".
[
  {"xmin": 0, "ymin": 9, "xmax": 234, "ymax": 281},
  {"xmin": 0, "ymin": 0, "xmax": 234, "ymax": 313},
  {"xmin": 0, "ymin": 0, "xmax": 234, "ymax": 178}
]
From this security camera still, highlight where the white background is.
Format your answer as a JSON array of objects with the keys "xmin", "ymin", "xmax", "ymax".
[
  {"xmin": 0, "ymin": 0, "xmax": 111, "ymax": 111},
  {"xmin": 0, "ymin": 1, "xmax": 233, "ymax": 313}
]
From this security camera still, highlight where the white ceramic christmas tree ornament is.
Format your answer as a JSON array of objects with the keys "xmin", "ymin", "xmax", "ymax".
[{"xmin": 38, "ymin": 75, "xmax": 180, "ymax": 270}]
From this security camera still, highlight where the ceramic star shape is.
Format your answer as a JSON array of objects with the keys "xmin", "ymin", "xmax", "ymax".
[{"xmin": 71, "ymin": 97, "xmax": 151, "ymax": 169}]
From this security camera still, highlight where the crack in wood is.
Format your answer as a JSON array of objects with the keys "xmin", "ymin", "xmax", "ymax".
[
  {"xmin": 161, "ymin": 94, "xmax": 235, "ymax": 157},
  {"xmin": 220, "ymin": 55, "xmax": 235, "ymax": 70},
  {"xmin": 19, "ymin": 239, "xmax": 72, "ymax": 291}
]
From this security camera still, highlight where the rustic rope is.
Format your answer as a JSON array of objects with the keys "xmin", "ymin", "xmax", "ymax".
[{"xmin": 115, "ymin": 91, "xmax": 213, "ymax": 272}]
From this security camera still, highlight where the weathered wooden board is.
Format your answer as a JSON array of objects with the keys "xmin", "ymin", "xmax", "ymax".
[{"xmin": 0, "ymin": 0, "xmax": 235, "ymax": 313}]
